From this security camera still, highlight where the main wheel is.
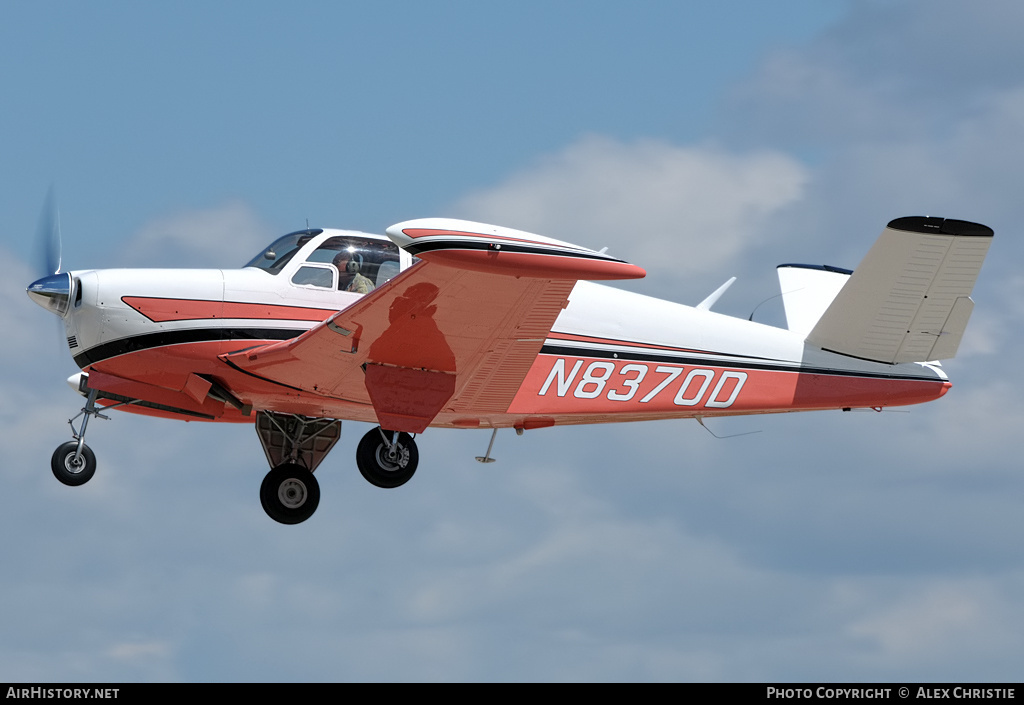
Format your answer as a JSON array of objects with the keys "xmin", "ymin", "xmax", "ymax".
[
  {"xmin": 51, "ymin": 441, "xmax": 96, "ymax": 486},
  {"xmin": 356, "ymin": 428, "xmax": 419, "ymax": 488},
  {"xmin": 260, "ymin": 464, "xmax": 320, "ymax": 525}
]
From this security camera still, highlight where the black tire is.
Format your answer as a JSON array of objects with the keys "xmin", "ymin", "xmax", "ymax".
[
  {"xmin": 51, "ymin": 441, "xmax": 96, "ymax": 486},
  {"xmin": 356, "ymin": 428, "xmax": 419, "ymax": 489},
  {"xmin": 260, "ymin": 464, "xmax": 320, "ymax": 525}
]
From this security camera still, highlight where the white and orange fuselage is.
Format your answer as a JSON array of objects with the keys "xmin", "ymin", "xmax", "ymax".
[
  {"xmin": 30, "ymin": 215, "xmax": 989, "ymax": 524},
  {"xmin": 57, "ymin": 225, "xmax": 950, "ymax": 432}
]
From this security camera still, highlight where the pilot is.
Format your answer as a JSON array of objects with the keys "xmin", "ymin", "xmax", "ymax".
[{"xmin": 333, "ymin": 250, "xmax": 375, "ymax": 294}]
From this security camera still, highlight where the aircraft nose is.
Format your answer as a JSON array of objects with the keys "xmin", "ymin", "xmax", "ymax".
[{"xmin": 27, "ymin": 272, "xmax": 72, "ymax": 317}]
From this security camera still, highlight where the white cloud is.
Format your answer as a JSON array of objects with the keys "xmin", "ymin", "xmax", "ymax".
[
  {"xmin": 726, "ymin": 1, "xmax": 1024, "ymax": 148},
  {"xmin": 451, "ymin": 136, "xmax": 808, "ymax": 282},
  {"xmin": 848, "ymin": 582, "xmax": 1007, "ymax": 661},
  {"xmin": 116, "ymin": 201, "xmax": 274, "ymax": 269}
]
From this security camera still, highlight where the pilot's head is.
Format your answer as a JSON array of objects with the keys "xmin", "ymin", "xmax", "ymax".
[{"xmin": 333, "ymin": 251, "xmax": 363, "ymax": 273}]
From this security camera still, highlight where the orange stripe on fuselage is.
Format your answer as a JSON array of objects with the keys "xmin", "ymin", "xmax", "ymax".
[
  {"xmin": 507, "ymin": 354, "xmax": 949, "ymax": 415},
  {"xmin": 122, "ymin": 297, "xmax": 333, "ymax": 323}
]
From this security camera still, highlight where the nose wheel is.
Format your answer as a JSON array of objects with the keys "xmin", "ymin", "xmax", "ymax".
[
  {"xmin": 260, "ymin": 464, "xmax": 321, "ymax": 525},
  {"xmin": 50, "ymin": 386, "xmax": 107, "ymax": 487},
  {"xmin": 356, "ymin": 427, "xmax": 419, "ymax": 488},
  {"xmin": 51, "ymin": 440, "xmax": 96, "ymax": 486}
]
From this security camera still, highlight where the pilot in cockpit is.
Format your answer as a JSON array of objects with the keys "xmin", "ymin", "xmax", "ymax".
[{"xmin": 333, "ymin": 250, "xmax": 375, "ymax": 294}]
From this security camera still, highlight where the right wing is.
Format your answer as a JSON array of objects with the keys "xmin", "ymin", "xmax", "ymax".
[{"xmin": 806, "ymin": 217, "xmax": 993, "ymax": 363}]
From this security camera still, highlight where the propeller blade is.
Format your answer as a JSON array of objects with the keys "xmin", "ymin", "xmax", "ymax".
[
  {"xmin": 29, "ymin": 187, "xmax": 71, "ymax": 357},
  {"xmin": 34, "ymin": 186, "xmax": 62, "ymax": 276}
]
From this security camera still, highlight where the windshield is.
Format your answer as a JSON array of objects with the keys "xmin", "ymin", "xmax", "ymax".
[{"xmin": 244, "ymin": 230, "xmax": 323, "ymax": 273}]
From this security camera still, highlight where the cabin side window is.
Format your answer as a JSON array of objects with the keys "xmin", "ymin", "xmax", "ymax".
[
  {"xmin": 290, "ymin": 265, "xmax": 337, "ymax": 289},
  {"xmin": 304, "ymin": 237, "xmax": 401, "ymax": 294}
]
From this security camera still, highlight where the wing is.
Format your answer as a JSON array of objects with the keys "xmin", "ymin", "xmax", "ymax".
[
  {"xmin": 807, "ymin": 217, "xmax": 993, "ymax": 363},
  {"xmin": 222, "ymin": 219, "xmax": 645, "ymax": 432}
]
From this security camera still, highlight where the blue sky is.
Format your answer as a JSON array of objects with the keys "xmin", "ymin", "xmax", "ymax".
[{"xmin": 3, "ymin": 0, "xmax": 1024, "ymax": 682}]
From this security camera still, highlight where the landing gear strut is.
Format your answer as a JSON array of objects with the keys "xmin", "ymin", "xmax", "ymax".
[
  {"xmin": 356, "ymin": 427, "xmax": 419, "ymax": 488},
  {"xmin": 51, "ymin": 387, "xmax": 106, "ymax": 486},
  {"xmin": 255, "ymin": 411, "xmax": 341, "ymax": 525}
]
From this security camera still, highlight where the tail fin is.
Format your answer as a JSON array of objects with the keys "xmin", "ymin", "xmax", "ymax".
[{"xmin": 805, "ymin": 217, "xmax": 993, "ymax": 364}]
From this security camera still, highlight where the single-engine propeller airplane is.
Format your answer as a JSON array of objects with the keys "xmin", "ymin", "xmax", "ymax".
[{"xmin": 27, "ymin": 211, "xmax": 993, "ymax": 524}]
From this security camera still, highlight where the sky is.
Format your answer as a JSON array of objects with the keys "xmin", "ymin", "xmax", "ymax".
[{"xmin": 2, "ymin": 0, "xmax": 1023, "ymax": 682}]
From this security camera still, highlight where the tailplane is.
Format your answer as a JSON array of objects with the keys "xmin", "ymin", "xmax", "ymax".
[{"xmin": 799, "ymin": 217, "xmax": 993, "ymax": 363}]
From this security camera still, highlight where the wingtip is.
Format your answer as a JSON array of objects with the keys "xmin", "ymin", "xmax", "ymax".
[{"xmin": 887, "ymin": 216, "xmax": 993, "ymax": 238}]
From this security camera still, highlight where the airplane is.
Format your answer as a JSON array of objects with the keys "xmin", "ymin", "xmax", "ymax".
[{"xmin": 26, "ymin": 213, "xmax": 993, "ymax": 524}]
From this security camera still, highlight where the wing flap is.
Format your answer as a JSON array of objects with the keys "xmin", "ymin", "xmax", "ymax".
[
  {"xmin": 807, "ymin": 217, "xmax": 993, "ymax": 363},
  {"xmin": 363, "ymin": 364, "xmax": 457, "ymax": 432}
]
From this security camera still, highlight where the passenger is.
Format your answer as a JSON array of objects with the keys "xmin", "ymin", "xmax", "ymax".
[{"xmin": 333, "ymin": 250, "xmax": 375, "ymax": 294}]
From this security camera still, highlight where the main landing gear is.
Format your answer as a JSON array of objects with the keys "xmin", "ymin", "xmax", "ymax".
[
  {"xmin": 355, "ymin": 427, "xmax": 419, "ymax": 489},
  {"xmin": 50, "ymin": 387, "xmax": 106, "ymax": 486},
  {"xmin": 259, "ymin": 463, "xmax": 321, "ymax": 525},
  {"xmin": 253, "ymin": 413, "xmax": 421, "ymax": 524},
  {"xmin": 255, "ymin": 412, "xmax": 341, "ymax": 525}
]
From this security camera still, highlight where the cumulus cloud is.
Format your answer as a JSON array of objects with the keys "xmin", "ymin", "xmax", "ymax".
[
  {"xmin": 726, "ymin": 0, "xmax": 1024, "ymax": 147},
  {"xmin": 450, "ymin": 136, "xmax": 808, "ymax": 283},
  {"xmin": 721, "ymin": 3, "xmax": 1024, "ymax": 236}
]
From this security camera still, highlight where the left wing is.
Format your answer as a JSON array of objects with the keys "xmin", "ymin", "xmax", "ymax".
[{"xmin": 222, "ymin": 219, "xmax": 644, "ymax": 432}]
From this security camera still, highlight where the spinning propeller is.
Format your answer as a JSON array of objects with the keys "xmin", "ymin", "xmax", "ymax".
[
  {"xmin": 27, "ymin": 187, "xmax": 73, "ymax": 317},
  {"xmin": 26, "ymin": 189, "xmax": 102, "ymax": 484}
]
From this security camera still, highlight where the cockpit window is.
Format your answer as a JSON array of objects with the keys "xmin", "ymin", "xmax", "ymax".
[
  {"xmin": 305, "ymin": 236, "xmax": 401, "ymax": 293},
  {"xmin": 244, "ymin": 230, "xmax": 323, "ymax": 273}
]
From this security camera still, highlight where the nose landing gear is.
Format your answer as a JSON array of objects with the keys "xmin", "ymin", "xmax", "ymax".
[
  {"xmin": 50, "ymin": 387, "xmax": 106, "ymax": 486},
  {"xmin": 51, "ymin": 441, "xmax": 96, "ymax": 486}
]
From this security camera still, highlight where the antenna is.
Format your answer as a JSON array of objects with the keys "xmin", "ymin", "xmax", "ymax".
[
  {"xmin": 696, "ymin": 277, "xmax": 736, "ymax": 311},
  {"xmin": 695, "ymin": 416, "xmax": 761, "ymax": 439},
  {"xmin": 747, "ymin": 291, "xmax": 785, "ymax": 322}
]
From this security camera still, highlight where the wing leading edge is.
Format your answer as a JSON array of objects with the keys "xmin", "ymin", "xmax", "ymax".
[{"xmin": 222, "ymin": 219, "xmax": 645, "ymax": 432}]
